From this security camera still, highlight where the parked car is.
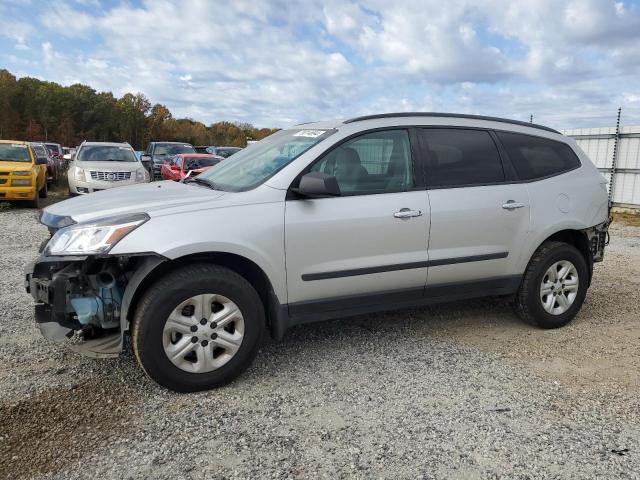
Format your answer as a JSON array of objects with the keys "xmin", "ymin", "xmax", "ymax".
[
  {"xmin": 67, "ymin": 141, "xmax": 150, "ymax": 195},
  {"xmin": 141, "ymin": 142, "xmax": 196, "ymax": 180},
  {"xmin": 62, "ymin": 147, "xmax": 76, "ymax": 163},
  {"xmin": 45, "ymin": 142, "xmax": 64, "ymax": 162},
  {"xmin": 207, "ymin": 146, "xmax": 242, "ymax": 158},
  {"xmin": 26, "ymin": 113, "xmax": 609, "ymax": 392},
  {"xmin": 30, "ymin": 142, "xmax": 58, "ymax": 186},
  {"xmin": 160, "ymin": 153, "xmax": 223, "ymax": 181},
  {"xmin": 0, "ymin": 140, "xmax": 47, "ymax": 207}
]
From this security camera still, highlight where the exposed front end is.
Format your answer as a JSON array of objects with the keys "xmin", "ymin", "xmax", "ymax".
[
  {"xmin": 25, "ymin": 255, "xmax": 126, "ymax": 357},
  {"xmin": 25, "ymin": 211, "xmax": 165, "ymax": 357}
]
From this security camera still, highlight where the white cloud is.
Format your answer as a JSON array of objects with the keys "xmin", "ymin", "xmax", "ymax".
[
  {"xmin": 40, "ymin": 2, "xmax": 96, "ymax": 37},
  {"xmin": 12, "ymin": 0, "xmax": 638, "ymax": 127}
]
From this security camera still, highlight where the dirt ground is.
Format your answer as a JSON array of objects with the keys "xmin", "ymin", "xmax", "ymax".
[{"xmin": 0, "ymin": 201, "xmax": 638, "ymax": 479}]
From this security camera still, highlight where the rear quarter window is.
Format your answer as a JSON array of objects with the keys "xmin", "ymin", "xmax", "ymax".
[{"xmin": 496, "ymin": 132, "xmax": 581, "ymax": 181}]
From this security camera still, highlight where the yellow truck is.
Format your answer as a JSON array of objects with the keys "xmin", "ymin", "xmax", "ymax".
[{"xmin": 0, "ymin": 140, "xmax": 48, "ymax": 208}]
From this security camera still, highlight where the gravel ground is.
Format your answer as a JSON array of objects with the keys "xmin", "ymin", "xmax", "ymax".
[{"xmin": 0, "ymin": 200, "xmax": 638, "ymax": 479}]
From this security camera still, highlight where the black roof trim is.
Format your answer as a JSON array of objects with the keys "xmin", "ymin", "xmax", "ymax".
[{"xmin": 343, "ymin": 112, "xmax": 560, "ymax": 134}]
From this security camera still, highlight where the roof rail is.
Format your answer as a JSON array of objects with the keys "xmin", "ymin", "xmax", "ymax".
[{"xmin": 343, "ymin": 112, "xmax": 560, "ymax": 134}]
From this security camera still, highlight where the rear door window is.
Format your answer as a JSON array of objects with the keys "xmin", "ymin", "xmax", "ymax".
[
  {"xmin": 420, "ymin": 129, "xmax": 505, "ymax": 187},
  {"xmin": 496, "ymin": 132, "xmax": 581, "ymax": 181}
]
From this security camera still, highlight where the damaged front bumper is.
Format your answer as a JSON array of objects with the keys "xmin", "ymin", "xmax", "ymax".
[{"xmin": 25, "ymin": 253, "xmax": 166, "ymax": 358}]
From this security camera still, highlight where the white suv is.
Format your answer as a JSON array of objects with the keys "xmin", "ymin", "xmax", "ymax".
[
  {"xmin": 67, "ymin": 141, "xmax": 149, "ymax": 195},
  {"xmin": 26, "ymin": 113, "xmax": 609, "ymax": 392}
]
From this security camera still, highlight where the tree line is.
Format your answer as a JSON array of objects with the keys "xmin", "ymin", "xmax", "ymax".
[{"xmin": 0, "ymin": 69, "xmax": 278, "ymax": 150}]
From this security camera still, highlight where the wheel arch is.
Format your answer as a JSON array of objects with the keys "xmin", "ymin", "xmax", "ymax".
[
  {"xmin": 525, "ymin": 228, "xmax": 593, "ymax": 284},
  {"xmin": 123, "ymin": 251, "xmax": 284, "ymax": 337}
]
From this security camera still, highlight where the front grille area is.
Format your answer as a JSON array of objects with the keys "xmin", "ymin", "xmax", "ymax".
[{"xmin": 90, "ymin": 171, "xmax": 131, "ymax": 182}]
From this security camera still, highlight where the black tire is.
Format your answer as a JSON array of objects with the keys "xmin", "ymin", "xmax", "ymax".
[
  {"xmin": 132, "ymin": 264, "xmax": 265, "ymax": 392},
  {"xmin": 514, "ymin": 241, "xmax": 588, "ymax": 329},
  {"xmin": 39, "ymin": 182, "xmax": 48, "ymax": 198}
]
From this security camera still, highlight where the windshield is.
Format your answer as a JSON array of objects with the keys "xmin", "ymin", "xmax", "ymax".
[
  {"xmin": 216, "ymin": 147, "xmax": 241, "ymax": 158},
  {"xmin": 198, "ymin": 129, "xmax": 334, "ymax": 191},
  {"xmin": 0, "ymin": 143, "xmax": 31, "ymax": 163},
  {"xmin": 31, "ymin": 144, "xmax": 48, "ymax": 157},
  {"xmin": 77, "ymin": 145, "xmax": 138, "ymax": 162},
  {"xmin": 154, "ymin": 144, "xmax": 195, "ymax": 156},
  {"xmin": 45, "ymin": 143, "xmax": 62, "ymax": 155},
  {"xmin": 184, "ymin": 157, "xmax": 220, "ymax": 170}
]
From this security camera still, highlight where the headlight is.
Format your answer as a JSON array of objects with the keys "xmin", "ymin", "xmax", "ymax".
[
  {"xmin": 12, "ymin": 171, "xmax": 32, "ymax": 176},
  {"xmin": 12, "ymin": 179, "xmax": 32, "ymax": 186},
  {"xmin": 46, "ymin": 213, "xmax": 149, "ymax": 256},
  {"xmin": 135, "ymin": 167, "xmax": 149, "ymax": 183},
  {"xmin": 74, "ymin": 166, "xmax": 85, "ymax": 181}
]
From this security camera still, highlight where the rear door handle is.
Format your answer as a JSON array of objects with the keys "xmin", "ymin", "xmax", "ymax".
[
  {"xmin": 502, "ymin": 200, "xmax": 525, "ymax": 210},
  {"xmin": 394, "ymin": 208, "xmax": 422, "ymax": 219}
]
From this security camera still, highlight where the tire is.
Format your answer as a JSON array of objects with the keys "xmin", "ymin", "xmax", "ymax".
[
  {"xmin": 132, "ymin": 264, "xmax": 265, "ymax": 392},
  {"xmin": 514, "ymin": 241, "xmax": 588, "ymax": 329},
  {"xmin": 26, "ymin": 190, "xmax": 40, "ymax": 208},
  {"xmin": 39, "ymin": 182, "xmax": 48, "ymax": 198}
]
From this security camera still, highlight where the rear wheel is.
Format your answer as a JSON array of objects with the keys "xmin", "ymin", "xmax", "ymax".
[
  {"xmin": 514, "ymin": 241, "xmax": 588, "ymax": 328},
  {"xmin": 39, "ymin": 182, "xmax": 48, "ymax": 198},
  {"xmin": 132, "ymin": 264, "xmax": 265, "ymax": 392}
]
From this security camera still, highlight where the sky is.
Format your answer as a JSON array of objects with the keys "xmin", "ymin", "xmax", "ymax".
[{"xmin": 1, "ymin": 0, "xmax": 640, "ymax": 129}]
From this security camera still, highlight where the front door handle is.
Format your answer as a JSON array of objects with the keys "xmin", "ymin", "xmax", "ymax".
[
  {"xmin": 502, "ymin": 200, "xmax": 525, "ymax": 210},
  {"xmin": 394, "ymin": 208, "xmax": 422, "ymax": 219}
]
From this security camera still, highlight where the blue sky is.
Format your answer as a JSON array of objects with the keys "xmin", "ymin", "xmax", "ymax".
[{"xmin": 1, "ymin": 0, "xmax": 640, "ymax": 128}]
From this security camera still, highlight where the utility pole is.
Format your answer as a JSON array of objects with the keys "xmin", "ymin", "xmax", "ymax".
[{"xmin": 608, "ymin": 107, "xmax": 622, "ymax": 204}]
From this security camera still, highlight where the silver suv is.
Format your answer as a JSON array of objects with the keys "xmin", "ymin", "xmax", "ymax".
[{"xmin": 25, "ymin": 113, "xmax": 609, "ymax": 392}]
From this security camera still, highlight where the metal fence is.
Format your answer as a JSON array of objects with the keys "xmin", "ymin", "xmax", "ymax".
[{"xmin": 561, "ymin": 120, "xmax": 640, "ymax": 208}]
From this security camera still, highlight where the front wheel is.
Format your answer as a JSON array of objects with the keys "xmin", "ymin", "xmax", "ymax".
[
  {"xmin": 132, "ymin": 264, "xmax": 265, "ymax": 392},
  {"xmin": 25, "ymin": 190, "xmax": 40, "ymax": 208},
  {"xmin": 514, "ymin": 241, "xmax": 588, "ymax": 329}
]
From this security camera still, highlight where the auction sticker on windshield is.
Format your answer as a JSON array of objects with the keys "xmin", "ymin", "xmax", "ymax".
[
  {"xmin": 12, "ymin": 144, "xmax": 27, "ymax": 148},
  {"xmin": 293, "ymin": 130, "xmax": 326, "ymax": 138}
]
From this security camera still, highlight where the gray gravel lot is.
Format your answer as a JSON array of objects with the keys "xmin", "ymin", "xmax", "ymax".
[{"xmin": 0, "ymin": 201, "xmax": 638, "ymax": 479}]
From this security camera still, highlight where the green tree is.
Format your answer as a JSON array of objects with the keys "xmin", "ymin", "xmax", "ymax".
[{"xmin": 0, "ymin": 68, "xmax": 277, "ymax": 148}]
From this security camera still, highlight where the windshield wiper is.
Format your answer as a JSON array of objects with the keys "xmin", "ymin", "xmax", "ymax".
[{"xmin": 183, "ymin": 176, "xmax": 218, "ymax": 190}]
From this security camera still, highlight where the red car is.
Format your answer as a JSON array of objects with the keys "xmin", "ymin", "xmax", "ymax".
[{"xmin": 160, "ymin": 153, "xmax": 224, "ymax": 181}]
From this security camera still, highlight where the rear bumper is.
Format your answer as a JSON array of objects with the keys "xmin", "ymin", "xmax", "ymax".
[{"xmin": 584, "ymin": 220, "xmax": 609, "ymax": 263}]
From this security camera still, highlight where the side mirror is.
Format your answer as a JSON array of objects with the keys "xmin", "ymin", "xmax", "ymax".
[
  {"xmin": 294, "ymin": 172, "xmax": 341, "ymax": 197},
  {"xmin": 36, "ymin": 157, "xmax": 48, "ymax": 165},
  {"xmin": 63, "ymin": 153, "xmax": 71, "ymax": 161},
  {"xmin": 170, "ymin": 164, "xmax": 179, "ymax": 171},
  {"xmin": 140, "ymin": 154, "xmax": 151, "ymax": 161}
]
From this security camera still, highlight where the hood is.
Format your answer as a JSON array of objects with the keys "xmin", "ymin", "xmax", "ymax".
[
  {"xmin": 43, "ymin": 181, "xmax": 226, "ymax": 224},
  {"xmin": 0, "ymin": 161, "xmax": 34, "ymax": 172},
  {"xmin": 74, "ymin": 161, "xmax": 142, "ymax": 172}
]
